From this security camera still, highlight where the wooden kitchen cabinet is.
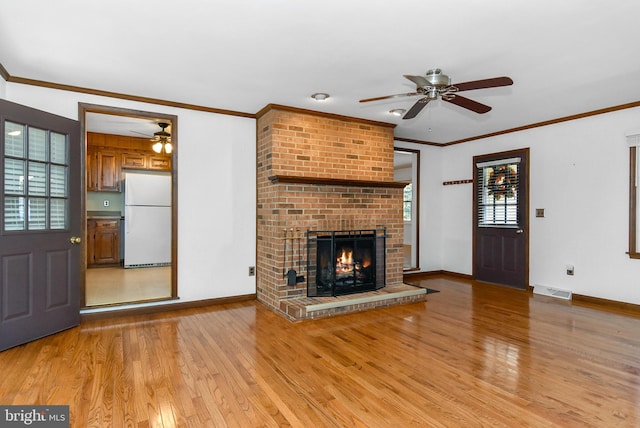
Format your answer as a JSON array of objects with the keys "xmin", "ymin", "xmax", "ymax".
[
  {"xmin": 86, "ymin": 146, "xmax": 98, "ymax": 191},
  {"xmin": 87, "ymin": 147, "xmax": 121, "ymax": 191},
  {"xmin": 121, "ymin": 152, "xmax": 171, "ymax": 171},
  {"xmin": 87, "ymin": 133, "xmax": 172, "ymax": 191},
  {"xmin": 121, "ymin": 152, "xmax": 147, "ymax": 169},
  {"xmin": 147, "ymin": 155, "xmax": 172, "ymax": 170},
  {"xmin": 87, "ymin": 219, "xmax": 121, "ymax": 266}
]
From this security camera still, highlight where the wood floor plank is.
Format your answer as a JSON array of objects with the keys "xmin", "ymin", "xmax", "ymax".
[{"xmin": 2, "ymin": 275, "xmax": 640, "ymax": 426}]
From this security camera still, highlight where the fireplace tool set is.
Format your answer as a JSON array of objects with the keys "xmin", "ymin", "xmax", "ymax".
[{"xmin": 283, "ymin": 228, "xmax": 305, "ymax": 286}]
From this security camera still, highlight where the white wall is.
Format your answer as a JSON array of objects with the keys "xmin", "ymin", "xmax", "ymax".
[
  {"xmin": 407, "ymin": 106, "xmax": 640, "ymax": 305},
  {"xmin": 6, "ymin": 83, "xmax": 257, "ymax": 306}
]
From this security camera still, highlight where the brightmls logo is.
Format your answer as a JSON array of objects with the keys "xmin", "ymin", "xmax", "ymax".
[{"xmin": 0, "ymin": 406, "xmax": 69, "ymax": 427}]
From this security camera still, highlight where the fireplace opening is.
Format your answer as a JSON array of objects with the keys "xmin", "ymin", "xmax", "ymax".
[{"xmin": 307, "ymin": 229, "xmax": 386, "ymax": 297}]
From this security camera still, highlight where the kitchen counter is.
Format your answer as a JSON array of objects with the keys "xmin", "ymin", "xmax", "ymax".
[{"xmin": 87, "ymin": 210, "xmax": 123, "ymax": 220}]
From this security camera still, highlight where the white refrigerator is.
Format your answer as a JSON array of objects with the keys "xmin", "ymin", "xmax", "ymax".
[{"xmin": 124, "ymin": 171, "xmax": 172, "ymax": 268}]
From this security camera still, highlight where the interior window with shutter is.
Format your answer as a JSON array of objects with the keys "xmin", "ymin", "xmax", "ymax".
[
  {"xmin": 476, "ymin": 157, "xmax": 521, "ymax": 226},
  {"xmin": 3, "ymin": 121, "xmax": 69, "ymax": 232}
]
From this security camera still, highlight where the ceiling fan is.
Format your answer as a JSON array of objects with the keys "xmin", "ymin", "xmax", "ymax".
[
  {"xmin": 151, "ymin": 122, "xmax": 172, "ymax": 154},
  {"xmin": 359, "ymin": 68, "xmax": 513, "ymax": 119},
  {"xmin": 132, "ymin": 122, "xmax": 173, "ymax": 153}
]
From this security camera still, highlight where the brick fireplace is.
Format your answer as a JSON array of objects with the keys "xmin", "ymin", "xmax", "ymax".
[{"xmin": 255, "ymin": 105, "xmax": 426, "ymax": 320}]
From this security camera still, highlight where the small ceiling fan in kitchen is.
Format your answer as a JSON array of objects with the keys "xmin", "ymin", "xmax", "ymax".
[
  {"xmin": 132, "ymin": 122, "xmax": 173, "ymax": 154},
  {"xmin": 359, "ymin": 68, "xmax": 513, "ymax": 119},
  {"xmin": 150, "ymin": 122, "xmax": 172, "ymax": 154}
]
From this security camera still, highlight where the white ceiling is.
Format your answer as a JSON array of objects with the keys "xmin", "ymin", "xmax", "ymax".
[
  {"xmin": 2, "ymin": 0, "xmax": 640, "ymax": 144},
  {"xmin": 85, "ymin": 113, "xmax": 172, "ymax": 139}
]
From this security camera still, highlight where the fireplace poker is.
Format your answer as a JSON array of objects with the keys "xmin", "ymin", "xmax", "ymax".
[
  {"xmin": 287, "ymin": 228, "xmax": 297, "ymax": 285},
  {"xmin": 282, "ymin": 228, "xmax": 287, "ymax": 278},
  {"xmin": 297, "ymin": 228, "xmax": 301, "ymax": 275},
  {"xmin": 296, "ymin": 229, "xmax": 305, "ymax": 283}
]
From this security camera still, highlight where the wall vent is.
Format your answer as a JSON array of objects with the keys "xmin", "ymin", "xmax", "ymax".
[{"xmin": 533, "ymin": 285, "xmax": 572, "ymax": 300}]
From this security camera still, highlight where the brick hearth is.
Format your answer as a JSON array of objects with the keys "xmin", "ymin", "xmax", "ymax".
[{"xmin": 255, "ymin": 105, "xmax": 426, "ymax": 320}]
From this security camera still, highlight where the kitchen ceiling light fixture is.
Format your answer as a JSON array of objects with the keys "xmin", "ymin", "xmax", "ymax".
[
  {"xmin": 311, "ymin": 93, "xmax": 330, "ymax": 101},
  {"xmin": 152, "ymin": 122, "xmax": 172, "ymax": 154},
  {"xmin": 389, "ymin": 109, "xmax": 406, "ymax": 117}
]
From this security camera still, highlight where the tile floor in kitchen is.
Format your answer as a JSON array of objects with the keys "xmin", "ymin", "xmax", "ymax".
[{"xmin": 85, "ymin": 266, "xmax": 171, "ymax": 306}]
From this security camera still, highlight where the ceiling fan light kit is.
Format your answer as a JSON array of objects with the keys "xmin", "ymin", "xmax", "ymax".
[
  {"xmin": 360, "ymin": 68, "xmax": 513, "ymax": 120},
  {"xmin": 151, "ymin": 122, "xmax": 172, "ymax": 154}
]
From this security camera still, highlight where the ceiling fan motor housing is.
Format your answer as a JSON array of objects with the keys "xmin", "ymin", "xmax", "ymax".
[
  {"xmin": 425, "ymin": 69, "xmax": 451, "ymax": 87},
  {"xmin": 154, "ymin": 122, "xmax": 171, "ymax": 139}
]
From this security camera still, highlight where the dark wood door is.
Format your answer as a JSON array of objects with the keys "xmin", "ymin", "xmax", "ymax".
[
  {"xmin": 473, "ymin": 149, "xmax": 529, "ymax": 289},
  {"xmin": 0, "ymin": 99, "xmax": 81, "ymax": 351}
]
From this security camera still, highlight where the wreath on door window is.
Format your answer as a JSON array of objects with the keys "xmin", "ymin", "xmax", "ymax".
[{"xmin": 487, "ymin": 165, "xmax": 517, "ymax": 200}]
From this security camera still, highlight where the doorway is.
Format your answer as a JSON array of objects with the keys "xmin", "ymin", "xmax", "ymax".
[
  {"xmin": 473, "ymin": 148, "xmax": 529, "ymax": 289},
  {"xmin": 79, "ymin": 103, "xmax": 178, "ymax": 307},
  {"xmin": 394, "ymin": 148, "xmax": 420, "ymax": 270}
]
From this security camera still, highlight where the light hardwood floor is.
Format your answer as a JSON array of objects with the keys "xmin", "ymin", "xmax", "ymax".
[
  {"xmin": 85, "ymin": 266, "xmax": 171, "ymax": 306},
  {"xmin": 1, "ymin": 275, "xmax": 639, "ymax": 427}
]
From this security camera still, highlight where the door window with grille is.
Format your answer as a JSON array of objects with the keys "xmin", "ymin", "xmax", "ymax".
[
  {"xmin": 476, "ymin": 157, "xmax": 521, "ymax": 226},
  {"xmin": 3, "ymin": 121, "xmax": 69, "ymax": 232}
]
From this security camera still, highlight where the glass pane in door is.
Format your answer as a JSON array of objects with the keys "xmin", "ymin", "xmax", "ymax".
[
  {"xmin": 50, "ymin": 199, "xmax": 67, "ymax": 229},
  {"xmin": 4, "ymin": 196, "xmax": 25, "ymax": 231},
  {"xmin": 5, "ymin": 122, "xmax": 25, "ymax": 157},
  {"xmin": 28, "ymin": 198, "xmax": 47, "ymax": 230},
  {"xmin": 28, "ymin": 161, "xmax": 47, "ymax": 196},
  {"xmin": 50, "ymin": 132, "xmax": 67, "ymax": 164},
  {"xmin": 28, "ymin": 127, "xmax": 47, "ymax": 161},
  {"xmin": 4, "ymin": 158, "xmax": 25, "ymax": 194}
]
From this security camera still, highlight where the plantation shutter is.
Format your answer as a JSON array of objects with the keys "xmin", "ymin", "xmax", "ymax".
[{"xmin": 476, "ymin": 157, "xmax": 521, "ymax": 226}]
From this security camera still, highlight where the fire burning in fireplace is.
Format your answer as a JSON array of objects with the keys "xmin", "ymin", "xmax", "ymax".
[
  {"xmin": 307, "ymin": 229, "xmax": 385, "ymax": 297},
  {"xmin": 336, "ymin": 249, "xmax": 353, "ymax": 275},
  {"xmin": 336, "ymin": 248, "xmax": 371, "ymax": 279}
]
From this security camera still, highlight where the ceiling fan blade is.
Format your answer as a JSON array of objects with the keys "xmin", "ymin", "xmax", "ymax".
[
  {"xmin": 403, "ymin": 74, "xmax": 430, "ymax": 87},
  {"xmin": 130, "ymin": 130, "xmax": 153, "ymax": 138},
  {"xmin": 453, "ymin": 76, "xmax": 513, "ymax": 92},
  {"xmin": 403, "ymin": 97, "xmax": 431, "ymax": 119},
  {"xmin": 444, "ymin": 95, "xmax": 492, "ymax": 114},
  {"xmin": 359, "ymin": 92, "xmax": 419, "ymax": 103}
]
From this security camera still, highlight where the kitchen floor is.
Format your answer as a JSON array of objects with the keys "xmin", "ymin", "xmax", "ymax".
[{"xmin": 85, "ymin": 266, "xmax": 171, "ymax": 306}]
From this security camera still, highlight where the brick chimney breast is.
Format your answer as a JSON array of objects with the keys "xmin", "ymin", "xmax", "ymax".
[{"xmin": 255, "ymin": 105, "xmax": 406, "ymax": 318}]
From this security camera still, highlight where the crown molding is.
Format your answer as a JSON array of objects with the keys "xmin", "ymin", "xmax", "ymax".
[
  {"xmin": 4, "ymin": 70, "xmax": 255, "ymax": 119},
  {"xmin": 442, "ymin": 101, "xmax": 640, "ymax": 146},
  {"xmin": 256, "ymin": 103, "xmax": 396, "ymax": 129},
  {"xmin": 0, "ymin": 62, "xmax": 9, "ymax": 81}
]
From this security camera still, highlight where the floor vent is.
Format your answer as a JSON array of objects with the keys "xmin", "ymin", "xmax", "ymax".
[{"xmin": 533, "ymin": 285, "xmax": 572, "ymax": 300}]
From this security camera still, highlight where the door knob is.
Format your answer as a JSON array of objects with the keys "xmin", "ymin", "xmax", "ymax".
[
  {"xmin": 516, "ymin": 229, "xmax": 524, "ymax": 234},
  {"xmin": 70, "ymin": 236, "xmax": 82, "ymax": 244}
]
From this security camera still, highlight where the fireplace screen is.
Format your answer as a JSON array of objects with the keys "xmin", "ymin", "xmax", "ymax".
[{"xmin": 307, "ymin": 229, "xmax": 386, "ymax": 297}]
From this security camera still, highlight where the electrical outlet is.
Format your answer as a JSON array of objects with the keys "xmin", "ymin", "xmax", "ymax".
[
  {"xmin": 248, "ymin": 266, "xmax": 255, "ymax": 276},
  {"xmin": 566, "ymin": 264, "xmax": 574, "ymax": 276},
  {"xmin": 103, "ymin": 200, "xmax": 110, "ymax": 207}
]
